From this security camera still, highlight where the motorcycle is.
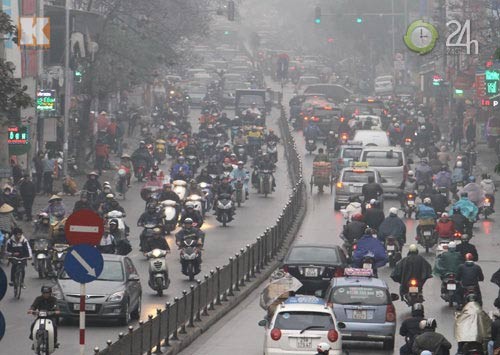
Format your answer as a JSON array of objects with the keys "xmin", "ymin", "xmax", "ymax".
[
  {"xmin": 360, "ymin": 253, "xmax": 377, "ymax": 276},
  {"xmin": 186, "ymin": 155, "xmax": 200, "ymax": 175},
  {"xmin": 403, "ymin": 278, "xmax": 423, "ymax": 306},
  {"xmin": 385, "ymin": 236, "xmax": 401, "ymax": 268},
  {"xmin": 441, "ymin": 272, "xmax": 458, "ymax": 307},
  {"xmin": 146, "ymin": 248, "xmax": 170, "ymax": 296},
  {"xmin": 235, "ymin": 179, "xmax": 244, "ymax": 207},
  {"xmin": 340, "ymin": 235, "xmax": 357, "ymax": 261},
  {"xmin": 186, "ymin": 194, "xmax": 204, "ymax": 215},
  {"xmin": 417, "ymin": 222, "xmax": 436, "ymax": 253},
  {"xmin": 266, "ymin": 141, "xmax": 278, "ymax": 163},
  {"xmin": 199, "ymin": 182, "xmax": 212, "ymax": 212},
  {"xmin": 403, "ymin": 137, "xmax": 413, "ymax": 155},
  {"xmin": 51, "ymin": 243, "xmax": 69, "ymax": 276},
  {"xmin": 305, "ymin": 139, "xmax": 317, "ymax": 154},
  {"xmin": 216, "ymin": 193, "xmax": 234, "ymax": 227},
  {"xmin": 234, "ymin": 144, "xmax": 247, "ymax": 164},
  {"xmin": 403, "ymin": 192, "xmax": 416, "ymax": 219},
  {"xmin": 116, "ymin": 168, "xmax": 129, "ymax": 199},
  {"xmin": 154, "ymin": 139, "xmax": 167, "ymax": 164},
  {"xmin": 33, "ymin": 238, "xmax": 51, "ymax": 279},
  {"xmin": 30, "ymin": 310, "xmax": 57, "ymax": 355},
  {"xmin": 481, "ymin": 195, "xmax": 494, "ymax": 219},
  {"xmin": 173, "ymin": 180, "xmax": 188, "ymax": 201},
  {"xmin": 133, "ymin": 160, "xmax": 147, "ymax": 182},
  {"xmin": 105, "ymin": 210, "xmax": 128, "ymax": 239},
  {"xmin": 160, "ymin": 200, "xmax": 178, "ymax": 235},
  {"xmin": 180, "ymin": 237, "xmax": 201, "ymax": 281},
  {"xmin": 258, "ymin": 170, "xmax": 272, "ymax": 197}
]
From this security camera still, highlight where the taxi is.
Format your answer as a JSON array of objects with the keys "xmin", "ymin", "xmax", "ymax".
[
  {"xmin": 323, "ymin": 268, "xmax": 399, "ymax": 350},
  {"xmin": 259, "ymin": 295, "xmax": 345, "ymax": 355},
  {"xmin": 334, "ymin": 163, "xmax": 382, "ymax": 210}
]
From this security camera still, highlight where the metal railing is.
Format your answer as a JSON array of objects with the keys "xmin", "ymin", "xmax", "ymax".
[{"xmin": 95, "ymin": 105, "xmax": 304, "ymax": 355}]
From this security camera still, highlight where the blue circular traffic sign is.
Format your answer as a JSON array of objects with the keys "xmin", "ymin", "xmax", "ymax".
[
  {"xmin": 0, "ymin": 266, "xmax": 6, "ymax": 302},
  {"xmin": 63, "ymin": 244, "xmax": 104, "ymax": 284},
  {"xmin": 0, "ymin": 310, "xmax": 5, "ymax": 341}
]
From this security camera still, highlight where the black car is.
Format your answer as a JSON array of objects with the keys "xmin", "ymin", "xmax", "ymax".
[{"xmin": 282, "ymin": 244, "xmax": 348, "ymax": 294}]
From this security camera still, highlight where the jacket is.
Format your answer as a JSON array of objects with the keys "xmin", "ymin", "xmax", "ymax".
[
  {"xmin": 361, "ymin": 183, "xmax": 383, "ymax": 201},
  {"xmin": 449, "ymin": 198, "xmax": 478, "ymax": 222},
  {"xmin": 481, "ymin": 179, "xmax": 496, "ymax": 195},
  {"xmin": 6, "ymin": 235, "xmax": 32, "ymax": 258},
  {"xmin": 399, "ymin": 316, "xmax": 424, "ymax": 349},
  {"xmin": 433, "ymin": 251, "xmax": 464, "ymax": 278},
  {"xmin": 459, "ymin": 183, "xmax": 485, "ymax": 206},
  {"xmin": 491, "ymin": 316, "xmax": 500, "ymax": 348},
  {"xmin": 450, "ymin": 213, "xmax": 468, "ymax": 233},
  {"xmin": 454, "ymin": 301, "xmax": 491, "ymax": 343},
  {"xmin": 416, "ymin": 205, "xmax": 437, "ymax": 220},
  {"xmin": 0, "ymin": 212, "xmax": 17, "ymax": 232},
  {"xmin": 434, "ymin": 171, "xmax": 452, "ymax": 189},
  {"xmin": 457, "ymin": 262, "xmax": 484, "ymax": 287},
  {"xmin": 430, "ymin": 193, "xmax": 449, "ymax": 213},
  {"xmin": 412, "ymin": 331, "xmax": 451, "ymax": 355},
  {"xmin": 377, "ymin": 215, "xmax": 406, "ymax": 243},
  {"xmin": 434, "ymin": 220, "xmax": 455, "ymax": 238},
  {"xmin": 391, "ymin": 253, "xmax": 432, "ymax": 286},
  {"xmin": 342, "ymin": 220, "xmax": 366, "ymax": 242},
  {"xmin": 145, "ymin": 237, "xmax": 169, "ymax": 253},
  {"xmin": 363, "ymin": 208, "xmax": 385, "ymax": 230},
  {"xmin": 451, "ymin": 167, "xmax": 465, "ymax": 183},
  {"xmin": 415, "ymin": 164, "xmax": 432, "ymax": 185},
  {"xmin": 400, "ymin": 178, "xmax": 417, "ymax": 193},
  {"xmin": 352, "ymin": 235, "xmax": 387, "ymax": 268}
]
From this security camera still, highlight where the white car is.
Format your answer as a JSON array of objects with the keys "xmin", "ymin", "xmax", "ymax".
[
  {"xmin": 352, "ymin": 130, "xmax": 390, "ymax": 147},
  {"xmin": 374, "ymin": 75, "xmax": 394, "ymax": 95},
  {"xmin": 260, "ymin": 295, "xmax": 344, "ymax": 354}
]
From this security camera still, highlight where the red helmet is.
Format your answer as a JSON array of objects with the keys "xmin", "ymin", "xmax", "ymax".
[
  {"xmin": 465, "ymin": 253, "xmax": 474, "ymax": 261},
  {"xmin": 352, "ymin": 213, "xmax": 363, "ymax": 221}
]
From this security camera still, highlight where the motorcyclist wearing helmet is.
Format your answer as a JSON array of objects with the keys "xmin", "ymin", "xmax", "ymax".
[
  {"xmin": 131, "ymin": 141, "xmax": 154, "ymax": 174},
  {"xmin": 325, "ymin": 131, "xmax": 339, "ymax": 151},
  {"xmin": 342, "ymin": 213, "xmax": 366, "ymax": 244},
  {"xmin": 158, "ymin": 183, "xmax": 181, "ymax": 204},
  {"xmin": 171, "ymin": 156, "xmax": 192, "ymax": 181},
  {"xmin": 196, "ymin": 169, "xmax": 213, "ymax": 185},
  {"xmin": 449, "ymin": 206, "xmax": 468, "ymax": 234},
  {"xmin": 459, "ymin": 175, "xmax": 485, "ymax": 207},
  {"xmin": 455, "ymin": 234, "xmax": 478, "ymax": 262},
  {"xmin": 429, "ymin": 187, "xmax": 449, "ymax": 214},
  {"xmin": 97, "ymin": 225, "xmax": 116, "ymax": 254},
  {"xmin": 416, "ymin": 198, "xmax": 437, "ymax": 237},
  {"xmin": 399, "ymin": 170, "xmax": 418, "ymax": 208},
  {"xmin": 434, "ymin": 165, "xmax": 452, "ymax": 191},
  {"xmin": 449, "ymin": 192, "xmax": 478, "ymax": 223},
  {"xmin": 434, "ymin": 213, "xmax": 455, "ymax": 239},
  {"xmin": 457, "ymin": 253, "xmax": 484, "ymax": 306},
  {"xmin": 437, "ymin": 145, "xmax": 452, "ymax": 166},
  {"xmin": 175, "ymin": 218, "xmax": 205, "ymax": 259},
  {"xmin": 361, "ymin": 175, "xmax": 383, "ymax": 204},
  {"xmin": 391, "ymin": 244, "xmax": 432, "ymax": 299},
  {"xmin": 144, "ymin": 227, "xmax": 170, "ymax": 253},
  {"xmin": 257, "ymin": 154, "xmax": 277, "ymax": 191},
  {"xmin": 451, "ymin": 160, "xmax": 466, "ymax": 185},
  {"xmin": 265, "ymin": 129, "xmax": 280, "ymax": 145},
  {"xmin": 28, "ymin": 286, "xmax": 60, "ymax": 347},
  {"xmin": 73, "ymin": 191, "xmax": 93, "ymax": 212},
  {"xmin": 412, "ymin": 318, "xmax": 451, "ymax": 355},
  {"xmin": 363, "ymin": 199, "xmax": 385, "ymax": 231},
  {"xmin": 433, "ymin": 241, "xmax": 463, "ymax": 297},
  {"xmin": 100, "ymin": 194, "xmax": 125, "ymax": 215},
  {"xmin": 415, "ymin": 159, "xmax": 433, "ymax": 189},
  {"xmin": 399, "ymin": 303, "xmax": 425, "ymax": 355},
  {"xmin": 378, "ymin": 207, "xmax": 406, "ymax": 246},
  {"xmin": 304, "ymin": 121, "xmax": 321, "ymax": 141},
  {"xmin": 82, "ymin": 171, "xmax": 102, "ymax": 195},
  {"xmin": 316, "ymin": 342, "xmax": 331, "ymax": 355},
  {"xmin": 481, "ymin": 173, "xmax": 496, "ymax": 210},
  {"xmin": 179, "ymin": 202, "xmax": 203, "ymax": 228},
  {"xmin": 187, "ymin": 179, "xmax": 203, "ymax": 197},
  {"xmin": 33, "ymin": 212, "xmax": 51, "ymax": 239},
  {"xmin": 352, "ymin": 228, "xmax": 387, "ymax": 273},
  {"xmin": 230, "ymin": 161, "xmax": 250, "ymax": 199},
  {"xmin": 343, "ymin": 195, "xmax": 362, "ymax": 221}
]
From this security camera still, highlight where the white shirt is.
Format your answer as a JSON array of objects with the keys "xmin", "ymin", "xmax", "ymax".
[{"xmin": 99, "ymin": 234, "xmax": 115, "ymax": 246}]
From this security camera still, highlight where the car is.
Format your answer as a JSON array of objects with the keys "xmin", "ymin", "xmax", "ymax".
[
  {"xmin": 222, "ymin": 81, "xmax": 250, "ymax": 106},
  {"xmin": 359, "ymin": 146, "xmax": 409, "ymax": 195},
  {"xmin": 374, "ymin": 75, "xmax": 394, "ymax": 95},
  {"xmin": 54, "ymin": 254, "xmax": 142, "ymax": 325},
  {"xmin": 323, "ymin": 268, "xmax": 399, "ymax": 350},
  {"xmin": 332, "ymin": 142, "xmax": 364, "ymax": 175},
  {"xmin": 282, "ymin": 244, "xmax": 348, "ymax": 293},
  {"xmin": 334, "ymin": 165, "xmax": 383, "ymax": 210},
  {"xmin": 352, "ymin": 130, "xmax": 390, "ymax": 147},
  {"xmin": 259, "ymin": 295, "xmax": 345, "ymax": 355},
  {"xmin": 303, "ymin": 84, "xmax": 352, "ymax": 102},
  {"xmin": 352, "ymin": 115, "xmax": 382, "ymax": 130},
  {"xmin": 302, "ymin": 102, "xmax": 343, "ymax": 136},
  {"xmin": 295, "ymin": 76, "xmax": 320, "ymax": 94},
  {"xmin": 187, "ymin": 85, "xmax": 207, "ymax": 106}
]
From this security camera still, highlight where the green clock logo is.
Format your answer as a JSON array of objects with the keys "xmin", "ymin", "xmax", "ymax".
[{"xmin": 403, "ymin": 20, "xmax": 439, "ymax": 55}]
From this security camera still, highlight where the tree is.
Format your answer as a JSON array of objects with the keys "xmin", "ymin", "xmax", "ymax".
[{"xmin": 0, "ymin": 11, "xmax": 34, "ymax": 178}]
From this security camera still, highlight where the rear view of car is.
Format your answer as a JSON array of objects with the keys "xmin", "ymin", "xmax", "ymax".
[
  {"xmin": 334, "ymin": 167, "xmax": 381, "ymax": 210},
  {"xmin": 359, "ymin": 147, "xmax": 407, "ymax": 194},
  {"xmin": 262, "ymin": 296, "xmax": 344, "ymax": 354}
]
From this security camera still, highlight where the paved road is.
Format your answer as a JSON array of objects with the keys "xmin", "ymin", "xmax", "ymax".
[
  {"xmin": 179, "ymin": 84, "xmax": 500, "ymax": 355},
  {"xmin": 1, "ymin": 106, "xmax": 292, "ymax": 354}
]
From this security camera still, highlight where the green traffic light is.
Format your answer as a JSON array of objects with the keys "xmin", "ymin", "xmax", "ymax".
[
  {"xmin": 224, "ymin": 30, "xmax": 230, "ymax": 35},
  {"xmin": 356, "ymin": 17, "xmax": 363, "ymax": 23},
  {"xmin": 315, "ymin": 18, "xmax": 321, "ymax": 24}
]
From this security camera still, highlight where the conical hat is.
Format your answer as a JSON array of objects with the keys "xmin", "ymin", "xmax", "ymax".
[
  {"xmin": 48, "ymin": 195, "xmax": 62, "ymax": 202},
  {"xmin": 0, "ymin": 203, "xmax": 14, "ymax": 213}
]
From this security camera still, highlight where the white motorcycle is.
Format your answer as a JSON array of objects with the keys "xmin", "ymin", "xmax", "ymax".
[
  {"xmin": 173, "ymin": 180, "xmax": 187, "ymax": 201},
  {"xmin": 199, "ymin": 182, "xmax": 213, "ymax": 212},
  {"xmin": 146, "ymin": 248, "xmax": 170, "ymax": 296},
  {"xmin": 186, "ymin": 194, "xmax": 204, "ymax": 215},
  {"xmin": 30, "ymin": 310, "xmax": 57, "ymax": 355},
  {"xmin": 160, "ymin": 200, "xmax": 178, "ymax": 235}
]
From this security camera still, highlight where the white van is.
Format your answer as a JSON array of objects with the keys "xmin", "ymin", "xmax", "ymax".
[
  {"xmin": 359, "ymin": 147, "xmax": 408, "ymax": 194},
  {"xmin": 352, "ymin": 130, "xmax": 390, "ymax": 147}
]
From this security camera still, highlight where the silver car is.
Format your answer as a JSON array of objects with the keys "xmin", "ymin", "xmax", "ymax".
[
  {"xmin": 334, "ymin": 167, "xmax": 382, "ymax": 210},
  {"xmin": 323, "ymin": 271, "xmax": 399, "ymax": 350}
]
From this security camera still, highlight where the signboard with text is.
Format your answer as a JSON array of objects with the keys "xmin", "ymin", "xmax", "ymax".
[
  {"xmin": 7, "ymin": 126, "xmax": 29, "ymax": 145},
  {"xmin": 36, "ymin": 90, "xmax": 56, "ymax": 111}
]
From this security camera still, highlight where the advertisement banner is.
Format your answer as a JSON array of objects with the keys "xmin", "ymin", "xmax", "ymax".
[{"xmin": 2, "ymin": 0, "xmax": 22, "ymax": 78}]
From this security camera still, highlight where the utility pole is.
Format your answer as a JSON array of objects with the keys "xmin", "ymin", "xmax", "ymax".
[{"xmin": 63, "ymin": 0, "xmax": 71, "ymax": 178}]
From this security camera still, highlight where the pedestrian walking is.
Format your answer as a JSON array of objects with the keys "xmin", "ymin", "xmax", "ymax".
[
  {"xmin": 450, "ymin": 121, "xmax": 463, "ymax": 152},
  {"xmin": 32, "ymin": 152, "xmax": 43, "ymax": 193},
  {"xmin": 10, "ymin": 158, "xmax": 22, "ymax": 185},
  {"xmin": 94, "ymin": 139, "xmax": 109, "ymax": 175},
  {"xmin": 41, "ymin": 153, "xmax": 55, "ymax": 195},
  {"xmin": 465, "ymin": 116, "xmax": 476, "ymax": 145},
  {"xmin": 18, "ymin": 175, "xmax": 36, "ymax": 221}
]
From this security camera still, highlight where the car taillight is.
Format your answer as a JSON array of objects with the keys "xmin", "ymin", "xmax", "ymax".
[
  {"xmin": 271, "ymin": 328, "xmax": 281, "ymax": 341},
  {"xmin": 327, "ymin": 329, "xmax": 339, "ymax": 342},
  {"xmin": 405, "ymin": 138, "xmax": 412, "ymax": 143},
  {"xmin": 386, "ymin": 304, "xmax": 396, "ymax": 322},
  {"xmin": 453, "ymin": 232, "xmax": 461, "ymax": 239},
  {"xmin": 336, "ymin": 182, "xmax": 343, "ymax": 188},
  {"xmin": 334, "ymin": 267, "xmax": 344, "ymax": 277},
  {"xmin": 410, "ymin": 279, "xmax": 418, "ymax": 287},
  {"xmin": 353, "ymin": 244, "xmax": 357, "ymax": 250},
  {"xmin": 283, "ymin": 265, "xmax": 289, "ymax": 273}
]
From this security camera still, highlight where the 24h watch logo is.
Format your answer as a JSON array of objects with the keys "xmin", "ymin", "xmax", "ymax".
[{"xmin": 18, "ymin": 17, "xmax": 50, "ymax": 48}]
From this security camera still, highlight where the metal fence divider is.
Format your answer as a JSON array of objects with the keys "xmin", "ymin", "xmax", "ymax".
[
  {"xmin": 171, "ymin": 298, "xmax": 179, "ymax": 341},
  {"xmin": 239, "ymin": 248, "xmax": 246, "ymax": 286},
  {"xmin": 216, "ymin": 266, "xmax": 222, "ymax": 305},
  {"xmin": 128, "ymin": 325, "xmax": 134, "ymax": 355},
  {"xmin": 208, "ymin": 270, "xmax": 215, "ymax": 310},
  {"xmin": 180, "ymin": 290, "xmax": 188, "ymax": 334},
  {"xmin": 234, "ymin": 253, "xmax": 240, "ymax": 291},
  {"xmin": 203, "ymin": 275, "xmax": 210, "ymax": 315},
  {"xmin": 228, "ymin": 257, "xmax": 234, "ymax": 296},
  {"xmin": 189, "ymin": 284, "xmax": 195, "ymax": 327},
  {"xmin": 163, "ymin": 302, "xmax": 170, "ymax": 347},
  {"xmin": 221, "ymin": 265, "xmax": 229, "ymax": 302},
  {"xmin": 256, "ymin": 237, "xmax": 261, "ymax": 274},
  {"xmin": 246, "ymin": 245, "xmax": 251, "ymax": 281},
  {"xmin": 250, "ymin": 244, "xmax": 256, "ymax": 278},
  {"xmin": 155, "ymin": 309, "xmax": 162, "ymax": 354},
  {"xmin": 196, "ymin": 279, "xmax": 202, "ymax": 321}
]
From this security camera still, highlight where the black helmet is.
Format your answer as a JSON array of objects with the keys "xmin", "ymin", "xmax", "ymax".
[
  {"xmin": 41, "ymin": 286, "xmax": 52, "ymax": 294},
  {"xmin": 364, "ymin": 228, "xmax": 374, "ymax": 235},
  {"xmin": 411, "ymin": 303, "xmax": 424, "ymax": 316},
  {"xmin": 466, "ymin": 293, "xmax": 478, "ymax": 303},
  {"xmin": 419, "ymin": 318, "xmax": 437, "ymax": 330},
  {"xmin": 453, "ymin": 206, "xmax": 461, "ymax": 213}
]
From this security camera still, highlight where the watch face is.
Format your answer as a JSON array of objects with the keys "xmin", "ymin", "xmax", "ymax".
[{"xmin": 410, "ymin": 27, "xmax": 433, "ymax": 48}]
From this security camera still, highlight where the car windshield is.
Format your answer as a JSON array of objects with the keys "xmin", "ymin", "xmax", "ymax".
[
  {"xmin": 287, "ymin": 247, "xmax": 339, "ymax": 264},
  {"xmin": 274, "ymin": 311, "xmax": 333, "ymax": 330},
  {"xmin": 314, "ymin": 108, "xmax": 342, "ymax": 118},
  {"xmin": 329, "ymin": 286, "xmax": 389, "ymax": 305},
  {"xmin": 342, "ymin": 148, "xmax": 362, "ymax": 160},
  {"xmin": 342, "ymin": 170, "xmax": 375, "ymax": 183},
  {"xmin": 239, "ymin": 95, "xmax": 264, "ymax": 106},
  {"xmin": 363, "ymin": 151, "xmax": 403, "ymax": 167}
]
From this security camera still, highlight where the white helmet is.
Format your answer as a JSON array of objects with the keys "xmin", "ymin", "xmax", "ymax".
[
  {"xmin": 423, "ymin": 197, "xmax": 431, "ymax": 205},
  {"xmin": 317, "ymin": 342, "xmax": 331, "ymax": 353},
  {"xmin": 389, "ymin": 207, "xmax": 398, "ymax": 215},
  {"xmin": 456, "ymin": 161, "xmax": 463, "ymax": 168},
  {"xmin": 408, "ymin": 170, "xmax": 414, "ymax": 177},
  {"xmin": 441, "ymin": 212, "xmax": 449, "ymax": 218},
  {"xmin": 448, "ymin": 241, "xmax": 456, "ymax": 249}
]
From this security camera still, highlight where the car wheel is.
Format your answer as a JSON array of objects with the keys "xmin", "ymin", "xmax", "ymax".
[
  {"xmin": 131, "ymin": 295, "xmax": 141, "ymax": 320},
  {"xmin": 120, "ymin": 300, "xmax": 131, "ymax": 325},
  {"xmin": 382, "ymin": 338, "xmax": 395, "ymax": 350}
]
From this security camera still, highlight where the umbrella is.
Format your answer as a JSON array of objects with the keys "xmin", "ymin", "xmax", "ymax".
[{"xmin": 259, "ymin": 271, "xmax": 302, "ymax": 310}]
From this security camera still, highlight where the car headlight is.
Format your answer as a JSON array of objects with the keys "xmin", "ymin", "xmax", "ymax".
[
  {"xmin": 52, "ymin": 286, "xmax": 64, "ymax": 300},
  {"xmin": 107, "ymin": 291, "xmax": 125, "ymax": 302}
]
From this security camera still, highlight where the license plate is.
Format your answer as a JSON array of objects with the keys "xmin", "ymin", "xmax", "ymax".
[
  {"xmin": 296, "ymin": 337, "xmax": 312, "ymax": 349},
  {"xmin": 304, "ymin": 268, "xmax": 318, "ymax": 277},
  {"xmin": 362, "ymin": 263, "xmax": 372, "ymax": 269},
  {"xmin": 407, "ymin": 200, "xmax": 415, "ymax": 206},
  {"xmin": 353, "ymin": 310, "xmax": 367, "ymax": 320},
  {"xmin": 423, "ymin": 231, "xmax": 432, "ymax": 236},
  {"xmin": 485, "ymin": 202, "xmax": 491, "ymax": 207},
  {"xmin": 74, "ymin": 304, "xmax": 96, "ymax": 311},
  {"xmin": 387, "ymin": 245, "xmax": 395, "ymax": 251},
  {"xmin": 409, "ymin": 286, "xmax": 418, "ymax": 293},
  {"xmin": 349, "ymin": 186, "xmax": 361, "ymax": 193},
  {"xmin": 447, "ymin": 283, "xmax": 457, "ymax": 290}
]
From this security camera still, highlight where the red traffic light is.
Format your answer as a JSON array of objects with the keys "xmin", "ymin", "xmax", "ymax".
[{"xmin": 327, "ymin": 37, "xmax": 334, "ymax": 43}]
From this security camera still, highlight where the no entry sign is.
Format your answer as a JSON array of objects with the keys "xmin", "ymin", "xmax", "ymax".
[{"xmin": 64, "ymin": 209, "xmax": 104, "ymax": 246}]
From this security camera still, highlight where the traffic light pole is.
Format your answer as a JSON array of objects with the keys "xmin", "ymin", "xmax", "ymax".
[{"xmin": 62, "ymin": 0, "xmax": 71, "ymax": 178}]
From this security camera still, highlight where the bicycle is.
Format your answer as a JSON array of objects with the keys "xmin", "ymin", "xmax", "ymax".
[{"xmin": 9, "ymin": 256, "xmax": 29, "ymax": 299}]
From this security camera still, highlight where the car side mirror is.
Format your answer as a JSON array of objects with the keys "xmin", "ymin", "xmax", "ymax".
[
  {"xmin": 390, "ymin": 293, "xmax": 399, "ymax": 301},
  {"xmin": 314, "ymin": 290, "xmax": 324, "ymax": 298},
  {"xmin": 128, "ymin": 274, "xmax": 140, "ymax": 282},
  {"xmin": 258, "ymin": 319, "xmax": 267, "ymax": 327},
  {"xmin": 337, "ymin": 321, "xmax": 346, "ymax": 329}
]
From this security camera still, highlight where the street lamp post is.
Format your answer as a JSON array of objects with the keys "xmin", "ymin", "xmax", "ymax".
[{"xmin": 62, "ymin": 0, "xmax": 71, "ymax": 178}]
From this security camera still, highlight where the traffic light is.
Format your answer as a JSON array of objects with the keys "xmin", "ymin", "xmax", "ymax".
[
  {"xmin": 356, "ymin": 17, "xmax": 363, "ymax": 23},
  {"xmin": 227, "ymin": 1, "xmax": 235, "ymax": 21},
  {"xmin": 314, "ymin": 6, "xmax": 321, "ymax": 24},
  {"xmin": 224, "ymin": 30, "xmax": 230, "ymax": 35},
  {"xmin": 327, "ymin": 37, "xmax": 334, "ymax": 43},
  {"xmin": 74, "ymin": 69, "xmax": 83, "ymax": 83}
]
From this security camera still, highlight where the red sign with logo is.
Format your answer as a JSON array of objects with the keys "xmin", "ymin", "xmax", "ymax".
[
  {"xmin": 476, "ymin": 74, "xmax": 486, "ymax": 100},
  {"xmin": 64, "ymin": 210, "xmax": 104, "ymax": 246}
]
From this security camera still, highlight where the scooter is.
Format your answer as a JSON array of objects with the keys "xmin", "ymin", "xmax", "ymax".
[
  {"xmin": 402, "ymin": 278, "xmax": 423, "ymax": 306},
  {"xmin": 32, "ymin": 238, "xmax": 51, "ymax": 279},
  {"xmin": 30, "ymin": 310, "xmax": 57, "ymax": 355},
  {"xmin": 51, "ymin": 244, "xmax": 69, "ymax": 276},
  {"xmin": 186, "ymin": 194, "xmax": 204, "ymax": 215},
  {"xmin": 481, "ymin": 195, "xmax": 494, "ymax": 219},
  {"xmin": 116, "ymin": 168, "xmax": 129, "ymax": 199},
  {"xmin": 266, "ymin": 141, "xmax": 278, "ymax": 163},
  {"xmin": 216, "ymin": 193, "xmax": 233, "ymax": 227},
  {"xmin": 235, "ymin": 179, "xmax": 244, "ymax": 207},
  {"xmin": 173, "ymin": 180, "xmax": 188, "ymax": 201},
  {"xmin": 199, "ymin": 182, "xmax": 212, "ymax": 212},
  {"xmin": 385, "ymin": 236, "xmax": 401, "ymax": 268},
  {"xmin": 234, "ymin": 144, "xmax": 247, "ymax": 164},
  {"xmin": 441, "ymin": 272, "xmax": 458, "ymax": 307},
  {"xmin": 146, "ymin": 248, "xmax": 170, "ymax": 296},
  {"xmin": 105, "ymin": 210, "xmax": 127, "ymax": 239},
  {"xmin": 404, "ymin": 192, "xmax": 416, "ymax": 219},
  {"xmin": 417, "ymin": 222, "xmax": 436, "ymax": 253},
  {"xmin": 305, "ymin": 139, "xmax": 317, "ymax": 154},
  {"xmin": 186, "ymin": 155, "xmax": 200, "ymax": 175},
  {"xmin": 160, "ymin": 200, "xmax": 178, "ymax": 235},
  {"xmin": 180, "ymin": 237, "xmax": 201, "ymax": 281},
  {"xmin": 259, "ymin": 170, "xmax": 272, "ymax": 197}
]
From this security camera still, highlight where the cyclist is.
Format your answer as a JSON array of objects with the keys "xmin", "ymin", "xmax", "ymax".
[{"xmin": 6, "ymin": 227, "xmax": 31, "ymax": 287}]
